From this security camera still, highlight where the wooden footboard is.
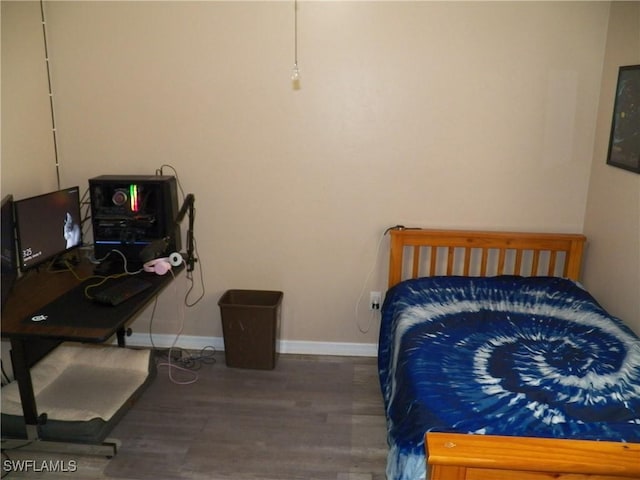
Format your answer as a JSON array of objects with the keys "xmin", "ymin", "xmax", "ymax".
[{"xmin": 426, "ymin": 432, "xmax": 640, "ymax": 480}]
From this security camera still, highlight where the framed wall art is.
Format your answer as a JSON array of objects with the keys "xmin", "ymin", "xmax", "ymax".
[{"xmin": 606, "ymin": 64, "xmax": 640, "ymax": 173}]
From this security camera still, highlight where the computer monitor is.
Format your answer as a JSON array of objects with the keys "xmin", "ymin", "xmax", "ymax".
[
  {"xmin": 1, "ymin": 194, "xmax": 17, "ymax": 307},
  {"xmin": 14, "ymin": 186, "xmax": 83, "ymax": 271}
]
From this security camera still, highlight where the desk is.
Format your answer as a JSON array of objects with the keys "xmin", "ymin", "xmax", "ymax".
[{"xmin": 1, "ymin": 261, "xmax": 182, "ymax": 455}]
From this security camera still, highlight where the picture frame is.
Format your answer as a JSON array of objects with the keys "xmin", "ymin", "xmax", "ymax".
[{"xmin": 606, "ymin": 64, "xmax": 640, "ymax": 174}]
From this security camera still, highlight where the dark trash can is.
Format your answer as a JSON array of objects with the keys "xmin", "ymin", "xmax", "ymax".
[{"xmin": 218, "ymin": 289, "xmax": 283, "ymax": 370}]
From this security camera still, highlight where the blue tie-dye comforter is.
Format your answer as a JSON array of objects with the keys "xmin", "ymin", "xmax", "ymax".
[{"xmin": 378, "ymin": 276, "xmax": 640, "ymax": 480}]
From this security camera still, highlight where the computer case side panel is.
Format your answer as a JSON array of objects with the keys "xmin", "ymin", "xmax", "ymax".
[{"xmin": 89, "ymin": 175, "xmax": 181, "ymax": 262}]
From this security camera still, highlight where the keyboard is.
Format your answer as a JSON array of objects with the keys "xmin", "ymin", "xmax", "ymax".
[{"xmin": 92, "ymin": 277, "xmax": 153, "ymax": 306}]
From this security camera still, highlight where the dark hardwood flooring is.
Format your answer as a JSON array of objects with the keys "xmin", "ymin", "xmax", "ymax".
[{"xmin": 2, "ymin": 353, "xmax": 388, "ymax": 480}]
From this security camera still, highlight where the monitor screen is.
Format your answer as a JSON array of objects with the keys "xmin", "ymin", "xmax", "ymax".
[
  {"xmin": 14, "ymin": 186, "xmax": 83, "ymax": 271},
  {"xmin": 1, "ymin": 194, "xmax": 17, "ymax": 307}
]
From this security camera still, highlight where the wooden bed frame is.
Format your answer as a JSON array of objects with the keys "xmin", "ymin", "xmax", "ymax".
[{"xmin": 387, "ymin": 228, "xmax": 640, "ymax": 480}]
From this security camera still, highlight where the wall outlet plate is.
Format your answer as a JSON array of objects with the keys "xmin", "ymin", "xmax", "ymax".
[{"xmin": 370, "ymin": 291, "xmax": 382, "ymax": 310}]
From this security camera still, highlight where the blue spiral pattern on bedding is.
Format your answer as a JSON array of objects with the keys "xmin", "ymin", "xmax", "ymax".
[{"xmin": 378, "ymin": 276, "xmax": 640, "ymax": 480}]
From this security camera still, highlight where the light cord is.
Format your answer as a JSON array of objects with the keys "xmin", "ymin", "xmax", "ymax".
[
  {"xmin": 40, "ymin": 0, "xmax": 61, "ymax": 190},
  {"xmin": 294, "ymin": 0, "xmax": 298, "ymax": 66},
  {"xmin": 291, "ymin": 0, "xmax": 300, "ymax": 86}
]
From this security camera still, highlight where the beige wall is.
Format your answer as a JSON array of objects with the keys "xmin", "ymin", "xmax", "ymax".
[
  {"xmin": 2, "ymin": 1, "xmax": 614, "ymax": 351},
  {"xmin": 583, "ymin": 1, "xmax": 640, "ymax": 334}
]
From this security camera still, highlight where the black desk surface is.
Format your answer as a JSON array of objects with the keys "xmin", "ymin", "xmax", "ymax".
[{"xmin": 1, "ymin": 261, "xmax": 183, "ymax": 343}]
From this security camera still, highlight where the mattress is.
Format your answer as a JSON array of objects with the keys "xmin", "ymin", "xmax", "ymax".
[
  {"xmin": 378, "ymin": 276, "xmax": 640, "ymax": 480},
  {"xmin": 1, "ymin": 343, "xmax": 155, "ymax": 443}
]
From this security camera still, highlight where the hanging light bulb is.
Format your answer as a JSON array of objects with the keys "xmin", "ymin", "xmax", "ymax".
[{"xmin": 291, "ymin": 62, "xmax": 300, "ymax": 89}]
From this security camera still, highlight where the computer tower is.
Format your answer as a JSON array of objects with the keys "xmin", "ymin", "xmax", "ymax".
[{"xmin": 89, "ymin": 175, "xmax": 181, "ymax": 262}]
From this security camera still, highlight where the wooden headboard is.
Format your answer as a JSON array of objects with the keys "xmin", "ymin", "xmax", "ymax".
[{"xmin": 388, "ymin": 228, "xmax": 586, "ymax": 288}]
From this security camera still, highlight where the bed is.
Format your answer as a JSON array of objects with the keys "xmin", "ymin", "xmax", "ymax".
[{"xmin": 378, "ymin": 228, "xmax": 640, "ymax": 480}]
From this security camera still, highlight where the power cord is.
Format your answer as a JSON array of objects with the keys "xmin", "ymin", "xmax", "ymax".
[
  {"xmin": 355, "ymin": 225, "xmax": 422, "ymax": 333},
  {"xmin": 156, "ymin": 163, "xmax": 205, "ymax": 308},
  {"xmin": 355, "ymin": 226, "xmax": 391, "ymax": 334},
  {"xmin": 184, "ymin": 236, "xmax": 205, "ymax": 307},
  {"xmin": 89, "ymin": 249, "xmax": 144, "ymax": 275},
  {"xmin": 154, "ymin": 346, "xmax": 216, "ymax": 371},
  {"xmin": 148, "ymin": 271, "xmax": 216, "ymax": 385}
]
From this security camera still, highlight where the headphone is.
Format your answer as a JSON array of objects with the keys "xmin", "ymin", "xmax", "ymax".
[{"xmin": 143, "ymin": 252, "xmax": 183, "ymax": 275}]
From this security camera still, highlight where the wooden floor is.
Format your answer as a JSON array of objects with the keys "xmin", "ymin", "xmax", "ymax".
[{"xmin": 1, "ymin": 353, "xmax": 388, "ymax": 480}]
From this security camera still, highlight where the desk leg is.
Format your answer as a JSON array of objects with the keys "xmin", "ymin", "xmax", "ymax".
[
  {"xmin": 1, "ymin": 438, "xmax": 120, "ymax": 458},
  {"xmin": 116, "ymin": 327, "xmax": 126, "ymax": 347},
  {"xmin": 5, "ymin": 339, "xmax": 120, "ymax": 458},
  {"xmin": 10, "ymin": 338, "xmax": 39, "ymax": 437}
]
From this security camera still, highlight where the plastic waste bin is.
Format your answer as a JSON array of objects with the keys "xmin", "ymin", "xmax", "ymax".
[{"xmin": 218, "ymin": 289, "xmax": 283, "ymax": 369}]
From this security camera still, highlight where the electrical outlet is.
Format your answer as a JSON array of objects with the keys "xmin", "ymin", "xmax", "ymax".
[{"xmin": 370, "ymin": 291, "xmax": 381, "ymax": 310}]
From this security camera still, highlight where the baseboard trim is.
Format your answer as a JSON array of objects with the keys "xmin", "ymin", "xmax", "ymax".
[{"xmin": 125, "ymin": 333, "xmax": 377, "ymax": 358}]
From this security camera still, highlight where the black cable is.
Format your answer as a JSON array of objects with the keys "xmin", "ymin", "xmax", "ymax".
[
  {"xmin": 154, "ymin": 346, "xmax": 217, "ymax": 371},
  {"xmin": 1, "ymin": 438, "xmax": 36, "ymax": 452},
  {"xmin": 154, "ymin": 163, "xmax": 204, "ymax": 306},
  {"xmin": 157, "ymin": 164, "xmax": 185, "ymax": 200},
  {"xmin": 153, "ymin": 345, "xmax": 217, "ymax": 371},
  {"xmin": 184, "ymin": 236, "xmax": 205, "ymax": 307},
  {"xmin": 383, "ymin": 224, "xmax": 424, "ymax": 235},
  {"xmin": 79, "ymin": 186, "xmax": 92, "ymax": 232}
]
